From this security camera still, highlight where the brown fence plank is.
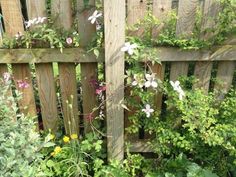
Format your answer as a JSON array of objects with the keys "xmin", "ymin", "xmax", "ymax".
[
  {"xmin": 26, "ymin": 0, "xmax": 58, "ymax": 131},
  {"xmin": 52, "ymin": 0, "xmax": 79, "ymax": 135},
  {"xmin": 215, "ymin": 61, "xmax": 235, "ymax": 98},
  {"xmin": 152, "ymin": 0, "xmax": 172, "ymax": 110},
  {"xmin": 152, "ymin": 0, "xmax": 172, "ymax": 37},
  {"xmin": 1, "ymin": 0, "xmax": 37, "ymax": 116},
  {"xmin": 77, "ymin": 0, "xmax": 98, "ymax": 134},
  {"xmin": 35, "ymin": 63, "xmax": 58, "ymax": 132},
  {"xmin": 127, "ymin": 0, "xmax": 147, "ymax": 36},
  {"xmin": 126, "ymin": 0, "xmax": 148, "ymax": 141},
  {"xmin": 104, "ymin": 0, "xmax": 125, "ymax": 160},
  {"xmin": 193, "ymin": 0, "xmax": 220, "ymax": 92},
  {"xmin": 0, "ymin": 64, "xmax": 8, "ymax": 76},
  {"xmin": 170, "ymin": 0, "xmax": 199, "ymax": 81}
]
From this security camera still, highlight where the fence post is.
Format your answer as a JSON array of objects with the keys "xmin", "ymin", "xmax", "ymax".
[{"xmin": 104, "ymin": 0, "xmax": 125, "ymax": 160}]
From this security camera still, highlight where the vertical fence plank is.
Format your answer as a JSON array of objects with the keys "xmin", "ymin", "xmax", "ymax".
[
  {"xmin": 127, "ymin": 0, "xmax": 147, "ymax": 35},
  {"xmin": 26, "ymin": 0, "xmax": 58, "ymax": 132},
  {"xmin": 215, "ymin": 61, "xmax": 235, "ymax": 98},
  {"xmin": 170, "ymin": 0, "xmax": 199, "ymax": 81},
  {"xmin": 77, "ymin": 0, "xmax": 98, "ymax": 134},
  {"xmin": 126, "ymin": 0, "xmax": 148, "ymax": 140},
  {"xmin": 193, "ymin": 0, "xmax": 220, "ymax": 92},
  {"xmin": 0, "ymin": 64, "xmax": 8, "ymax": 76},
  {"xmin": 104, "ymin": 0, "xmax": 125, "ymax": 160},
  {"xmin": 152, "ymin": 0, "xmax": 172, "ymax": 37},
  {"xmin": 35, "ymin": 64, "xmax": 58, "ymax": 132},
  {"xmin": 1, "ymin": 0, "xmax": 37, "ymax": 116},
  {"xmin": 52, "ymin": 0, "xmax": 79, "ymax": 135},
  {"xmin": 152, "ymin": 0, "xmax": 172, "ymax": 110}
]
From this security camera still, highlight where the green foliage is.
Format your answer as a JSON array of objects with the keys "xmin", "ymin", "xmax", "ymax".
[
  {"xmin": 0, "ymin": 76, "xmax": 47, "ymax": 177},
  {"xmin": 41, "ymin": 133, "xmax": 105, "ymax": 177},
  {"xmin": 127, "ymin": 0, "xmax": 236, "ymax": 50},
  {"xmin": 1, "ymin": 18, "xmax": 80, "ymax": 53}
]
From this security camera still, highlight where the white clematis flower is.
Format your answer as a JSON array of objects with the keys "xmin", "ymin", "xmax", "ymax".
[
  {"xmin": 170, "ymin": 80, "xmax": 185, "ymax": 100},
  {"xmin": 132, "ymin": 74, "xmax": 144, "ymax": 88},
  {"xmin": 88, "ymin": 10, "xmax": 102, "ymax": 24},
  {"xmin": 142, "ymin": 104, "xmax": 154, "ymax": 118},
  {"xmin": 121, "ymin": 42, "xmax": 137, "ymax": 55},
  {"xmin": 145, "ymin": 74, "xmax": 158, "ymax": 88}
]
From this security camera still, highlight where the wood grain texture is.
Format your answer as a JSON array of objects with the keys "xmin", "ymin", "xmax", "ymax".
[
  {"xmin": 0, "ymin": 0, "xmax": 24, "ymax": 36},
  {"xmin": 170, "ymin": 0, "xmax": 199, "ymax": 81},
  {"xmin": 1, "ymin": 0, "xmax": 37, "ymax": 116},
  {"xmin": 26, "ymin": 0, "xmax": 46, "ymax": 19},
  {"xmin": 215, "ymin": 61, "xmax": 235, "ymax": 98},
  {"xmin": 126, "ymin": 0, "xmax": 148, "ymax": 140},
  {"xmin": 0, "ymin": 64, "xmax": 8, "ymax": 76},
  {"xmin": 81, "ymin": 63, "xmax": 98, "ymax": 132},
  {"xmin": 152, "ymin": 0, "xmax": 172, "ymax": 37},
  {"xmin": 51, "ymin": 0, "xmax": 73, "ymax": 29},
  {"xmin": 152, "ymin": 0, "xmax": 171, "ymax": 110},
  {"xmin": 193, "ymin": 0, "xmax": 220, "ymax": 92},
  {"xmin": 35, "ymin": 63, "xmax": 58, "ymax": 132},
  {"xmin": 149, "ymin": 63, "xmax": 165, "ymax": 110},
  {"xmin": 58, "ymin": 63, "xmax": 79, "ymax": 134},
  {"xmin": 26, "ymin": 0, "xmax": 58, "ymax": 131},
  {"xmin": 0, "ymin": 46, "xmax": 236, "ymax": 63},
  {"xmin": 104, "ymin": 0, "xmax": 125, "ymax": 160},
  {"xmin": 0, "ymin": 48, "xmax": 102, "ymax": 63},
  {"xmin": 127, "ymin": 0, "xmax": 147, "ymax": 35},
  {"xmin": 52, "ymin": 0, "xmax": 79, "ymax": 135},
  {"xmin": 77, "ymin": 0, "xmax": 98, "ymax": 134}
]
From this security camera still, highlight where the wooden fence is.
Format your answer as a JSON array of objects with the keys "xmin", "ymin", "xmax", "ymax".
[{"xmin": 0, "ymin": 0, "xmax": 235, "ymax": 161}]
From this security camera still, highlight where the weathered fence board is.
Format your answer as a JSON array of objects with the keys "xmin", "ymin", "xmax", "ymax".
[
  {"xmin": 35, "ymin": 63, "xmax": 58, "ymax": 132},
  {"xmin": 152, "ymin": 0, "xmax": 172, "ymax": 110},
  {"xmin": 1, "ymin": 0, "xmax": 37, "ymax": 116},
  {"xmin": 104, "ymin": 0, "xmax": 125, "ymax": 160},
  {"xmin": 193, "ymin": 0, "xmax": 219, "ymax": 92},
  {"xmin": 77, "ymin": 0, "xmax": 98, "ymax": 134},
  {"xmin": 26, "ymin": 0, "xmax": 58, "ymax": 132},
  {"xmin": 170, "ymin": 0, "xmax": 199, "ymax": 81},
  {"xmin": 52, "ymin": 0, "xmax": 79, "ymax": 135},
  {"xmin": 215, "ymin": 61, "xmax": 235, "ymax": 97}
]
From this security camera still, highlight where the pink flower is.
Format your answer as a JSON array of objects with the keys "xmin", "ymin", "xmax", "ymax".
[
  {"xmin": 17, "ymin": 80, "xmax": 29, "ymax": 89},
  {"xmin": 90, "ymin": 79, "xmax": 99, "ymax": 88},
  {"xmin": 66, "ymin": 37, "xmax": 73, "ymax": 45},
  {"xmin": 95, "ymin": 86, "xmax": 106, "ymax": 95},
  {"xmin": 3, "ymin": 72, "xmax": 11, "ymax": 82},
  {"xmin": 86, "ymin": 113, "xmax": 94, "ymax": 121}
]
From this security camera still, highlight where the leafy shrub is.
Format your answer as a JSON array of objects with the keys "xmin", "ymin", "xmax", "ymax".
[{"xmin": 0, "ymin": 75, "xmax": 45, "ymax": 177}]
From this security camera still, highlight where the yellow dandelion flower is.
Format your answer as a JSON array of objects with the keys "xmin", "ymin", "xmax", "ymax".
[
  {"xmin": 54, "ymin": 146, "xmax": 62, "ymax": 155},
  {"xmin": 49, "ymin": 134, "xmax": 55, "ymax": 140},
  {"xmin": 63, "ymin": 136, "xmax": 70, "ymax": 143},
  {"xmin": 50, "ymin": 152, "xmax": 55, "ymax": 157},
  {"xmin": 70, "ymin": 134, "xmax": 78, "ymax": 140}
]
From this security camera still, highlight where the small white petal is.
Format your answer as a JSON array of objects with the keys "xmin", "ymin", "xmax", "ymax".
[
  {"xmin": 146, "ymin": 104, "xmax": 151, "ymax": 109},
  {"xmin": 145, "ymin": 81, "xmax": 151, "ymax": 88},
  {"xmin": 149, "ymin": 109, "xmax": 154, "ymax": 113},
  {"xmin": 96, "ymin": 13, "xmax": 102, "ymax": 18},
  {"xmin": 91, "ymin": 18, "xmax": 96, "ymax": 24},
  {"xmin": 151, "ymin": 81, "xmax": 158, "ymax": 88},
  {"xmin": 128, "ymin": 48, "xmax": 134, "ymax": 55},
  {"xmin": 132, "ymin": 81, "xmax": 138, "ymax": 86},
  {"xmin": 146, "ymin": 112, "xmax": 151, "ymax": 117}
]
